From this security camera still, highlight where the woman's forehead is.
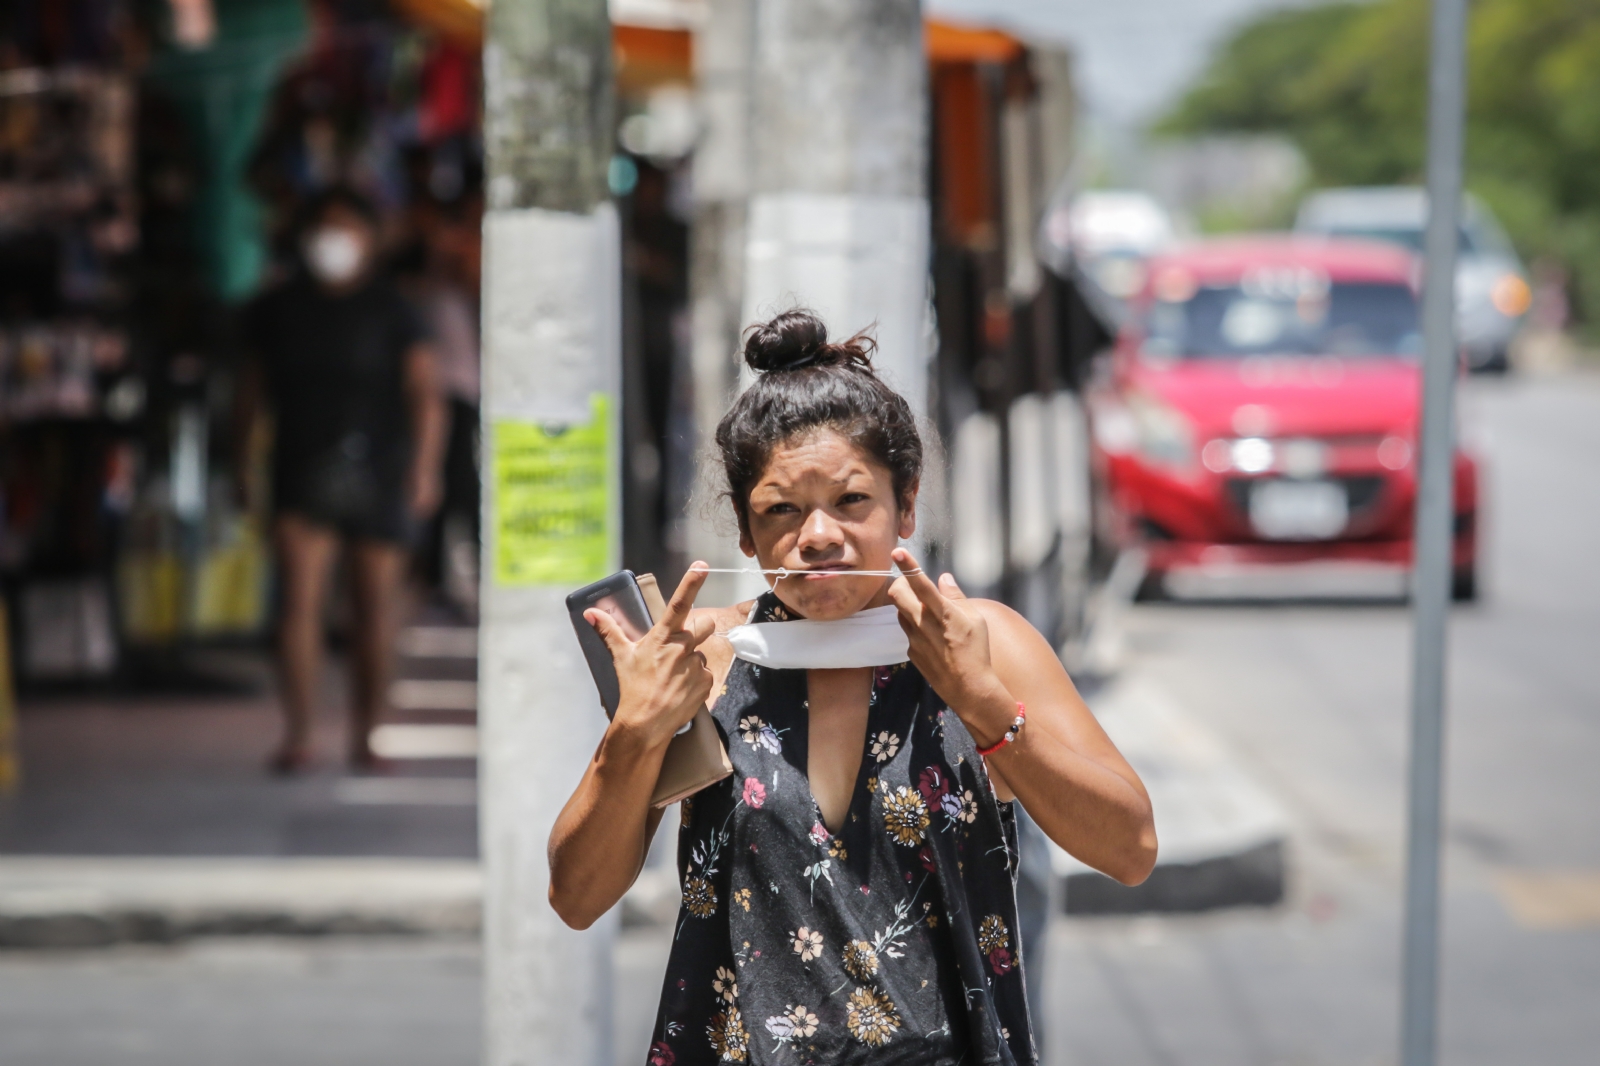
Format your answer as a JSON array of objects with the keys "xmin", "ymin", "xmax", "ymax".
[{"xmin": 755, "ymin": 432, "xmax": 887, "ymax": 488}]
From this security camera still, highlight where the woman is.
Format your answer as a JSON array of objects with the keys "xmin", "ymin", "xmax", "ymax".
[
  {"xmin": 240, "ymin": 188, "xmax": 446, "ymax": 772},
  {"xmin": 549, "ymin": 310, "xmax": 1156, "ymax": 1064}
]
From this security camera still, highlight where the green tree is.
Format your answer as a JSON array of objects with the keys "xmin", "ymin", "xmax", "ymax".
[{"xmin": 1161, "ymin": 0, "xmax": 1600, "ymax": 325}]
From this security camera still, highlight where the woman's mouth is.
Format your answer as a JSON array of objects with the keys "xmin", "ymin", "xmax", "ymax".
[{"xmin": 794, "ymin": 563, "xmax": 855, "ymax": 581}]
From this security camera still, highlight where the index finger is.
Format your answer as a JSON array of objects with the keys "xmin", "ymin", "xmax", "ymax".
[
  {"xmin": 891, "ymin": 547, "xmax": 946, "ymax": 610},
  {"xmin": 657, "ymin": 561, "xmax": 709, "ymax": 632}
]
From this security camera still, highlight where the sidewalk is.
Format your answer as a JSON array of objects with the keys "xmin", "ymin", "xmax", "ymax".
[
  {"xmin": 0, "ymin": 612, "xmax": 479, "ymax": 859},
  {"xmin": 0, "ymin": 606, "xmax": 487, "ymax": 947}
]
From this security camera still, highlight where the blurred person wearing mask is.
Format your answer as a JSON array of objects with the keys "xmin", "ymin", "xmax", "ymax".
[{"xmin": 239, "ymin": 188, "xmax": 446, "ymax": 774}]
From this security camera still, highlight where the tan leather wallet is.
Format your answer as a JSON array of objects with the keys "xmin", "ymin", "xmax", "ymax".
[{"xmin": 635, "ymin": 573, "xmax": 734, "ymax": 808}]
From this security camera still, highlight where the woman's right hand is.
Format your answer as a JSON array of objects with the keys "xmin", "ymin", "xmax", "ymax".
[{"xmin": 584, "ymin": 563, "xmax": 716, "ymax": 750}]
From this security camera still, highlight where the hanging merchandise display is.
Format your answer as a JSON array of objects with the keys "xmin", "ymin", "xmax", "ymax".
[
  {"xmin": 144, "ymin": 0, "xmax": 309, "ymax": 303},
  {"xmin": 0, "ymin": 56, "xmax": 141, "ymax": 682}
]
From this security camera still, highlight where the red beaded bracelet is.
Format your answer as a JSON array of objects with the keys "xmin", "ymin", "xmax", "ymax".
[{"xmin": 976, "ymin": 702, "xmax": 1026, "ymax": 757}]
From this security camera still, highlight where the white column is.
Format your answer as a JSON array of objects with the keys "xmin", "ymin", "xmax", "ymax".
[
  {"xmin": 480, "ymin": 1, "xmax": 619, "ymax": 1062},
  {"xmin": 740, "ymin": 0, "xmax": 932, "ymax": 558}
]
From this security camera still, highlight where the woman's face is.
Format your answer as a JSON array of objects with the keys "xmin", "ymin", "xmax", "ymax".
[{"xmin": 739, "ymin": 429, "xmax": 917, "ymax": 621}]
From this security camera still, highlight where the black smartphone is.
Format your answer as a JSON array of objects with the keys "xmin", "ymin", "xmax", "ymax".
[{"xmin": 566, "ymin": 570, "xmax": 654, "ymax": 717}]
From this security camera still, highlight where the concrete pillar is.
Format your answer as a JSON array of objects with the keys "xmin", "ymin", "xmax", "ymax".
[
  {"xmin": 479, "ymin": 1, "xmax": 619, "ymax": 1063},
  {"xmin": 740, "ymin": 0, "xmax": 932, "ymax": 558},
  {"xmin": 687, "ymin": 0, "xmax": 755, "ymax": 606}
]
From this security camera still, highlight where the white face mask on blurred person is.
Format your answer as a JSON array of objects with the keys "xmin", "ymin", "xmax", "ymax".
[{"xmin": 304, "ymin": 227, "xmax": 367, "ymax": 286}]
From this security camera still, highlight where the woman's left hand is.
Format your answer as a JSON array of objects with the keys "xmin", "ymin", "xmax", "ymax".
[{"xmin": 886, "ymin": 547, "xmax": 1016, "ymax": 743}]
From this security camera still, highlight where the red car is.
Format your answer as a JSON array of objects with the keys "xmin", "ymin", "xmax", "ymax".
[{"xmin": 1088, "ymin": 235, "xmax": 1479, "ymax": 599}]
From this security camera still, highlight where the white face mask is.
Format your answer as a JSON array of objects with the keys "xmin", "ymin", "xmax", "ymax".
[
  {"xmin": 726, "ymin": 605, "xmax": 909, "ymax": 669},
  {"xmin": 304, "ymin": 227, "xmax": 366, "ymax": 285}
]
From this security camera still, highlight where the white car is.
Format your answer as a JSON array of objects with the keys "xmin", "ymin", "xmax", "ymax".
[
  {"xmin": 1295, "ymin": 186, "xmax": 1530, "ymax": 371},
  {"xmin": 1043, "ymin": 190, "xmax": 1176, "ymax": 307}
]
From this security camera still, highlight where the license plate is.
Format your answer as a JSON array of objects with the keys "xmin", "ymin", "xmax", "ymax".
[{"xmin": 1249, "ymin": 479, "xmax": 1348, "ymax": 540}]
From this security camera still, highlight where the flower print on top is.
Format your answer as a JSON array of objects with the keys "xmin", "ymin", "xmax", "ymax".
[
  {"xmin": 762, "ymin": 1004, "xmax": 819, "ymax": 1050},
  {"xmin": 646, "ymin": 591, "xmax": 1035, "ymax": 1066},
  {"xmin": 844, "ymin": 986, "xmax": 901, "ymax": 1047},
  {"xmin": 737, "ymin": 715, "xmax": 784, "ymax": 755},
  {"xmin": 706, "ymin": 1006, "xmax": 748, "ymax": 1062},
  {"xmin": 978, "ymin": 914, "xmax": 1014, "ymax": 975},
  {"xmin": 841, "ymin": 939, "xmax": 879, "ymax": 981},
  {"xmin": 882, "ymin": 785, "xmax": 930, "ymax": 846},
  {"xmin": 740, "ymin": 777, "xmax": 766, "ymax": 809},
  {"xmin": 791, "ymin": 926, "xmax": 823, "ymax": 962},
  {"xmin": 682, "ymin": 875, "xmax": 717, "ymax": 919}
]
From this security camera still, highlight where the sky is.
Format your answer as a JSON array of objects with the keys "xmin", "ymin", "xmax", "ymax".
[{"xmin": 925, "ymin": 0, "xmax": 1309, "ymax": 128}]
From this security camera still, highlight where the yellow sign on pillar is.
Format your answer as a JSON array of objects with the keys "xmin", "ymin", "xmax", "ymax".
[{"xmin": 491, "ymin": 394, "xmax": 615, "ymax": 587}]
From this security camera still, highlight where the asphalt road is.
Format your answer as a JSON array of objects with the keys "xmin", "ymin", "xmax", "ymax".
[
  {"xmin": 3, "ymin": 371, "xmax": 1596, "ymax": 1065},
  {"xmin": 1041, "ymin": 370, "xmax": 1600, "ymax": 1066}
]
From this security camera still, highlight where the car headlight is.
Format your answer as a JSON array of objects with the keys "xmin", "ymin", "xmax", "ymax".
[
  {"xmin": 1490, "ymin": 274, "xmax": 1531, "ymax": 317},
  {"xmin": 1129, "ymin": 394, "xmax": 1195, "ymax": 470}
]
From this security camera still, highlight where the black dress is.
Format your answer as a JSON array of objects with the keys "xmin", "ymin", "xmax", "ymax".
[
  {"xmin": 245, "ymin": 272, "xmax": 427, "ymax": 543},
  {"xmin": 646, "ymin": 593, "xmax": 1035, "ymax": 1066}
]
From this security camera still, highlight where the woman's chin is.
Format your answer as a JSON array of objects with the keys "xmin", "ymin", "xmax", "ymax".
[{"xmin": 772, "ymin": 581, "xmax": 880, "ymax": 621}]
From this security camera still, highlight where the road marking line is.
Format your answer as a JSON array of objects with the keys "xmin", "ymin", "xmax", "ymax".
[
  {"xmin": 1493, "ymin": 870, "xmax": 1600, "ymax": 930},
  {"xmin": 369, "ymin": 724, "xmax": 479, "ymax": 760},
  {"xmin": 398, "ymin": 627, "xmax": 479, "ymax": 659},
  {"xmin": 390, "ymin": 679, "xmax": 478, "ymax": 711},
  {"xmin": 335, "ymin": 778, "xmax": 478, "ymax": 806}
]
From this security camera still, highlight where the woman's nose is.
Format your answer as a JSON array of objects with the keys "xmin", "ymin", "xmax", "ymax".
[{"xmin": 796, "ymin": 509, "xmax": 843, "ymax": 554}]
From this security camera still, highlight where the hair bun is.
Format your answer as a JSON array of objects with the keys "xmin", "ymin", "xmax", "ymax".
[
  {"xmin": 741, "ymin": 308, "xmax": 876, "ymax": 374},
  {"xmin": 742, "ymin": 309, "xmax": 830, "ymax": 372}
]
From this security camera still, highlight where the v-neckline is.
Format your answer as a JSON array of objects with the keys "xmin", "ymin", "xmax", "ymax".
[{"xmin": 799, "ymin": 668, "xmax": 884, "ymax": 837}]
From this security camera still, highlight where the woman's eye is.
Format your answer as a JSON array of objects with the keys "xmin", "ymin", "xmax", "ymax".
[
  {"xmin": 838, "ymin": 493, "xmax": 870, "ymax": 506},
  {"xmin": 764, "ymin": 502, "xmax": 799, "ymax": 515}
]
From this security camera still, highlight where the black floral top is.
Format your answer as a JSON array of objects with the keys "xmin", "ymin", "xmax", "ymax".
[{"xmin": 646, "ymin": 593, "xmax": 1035, "ymax": 1066}]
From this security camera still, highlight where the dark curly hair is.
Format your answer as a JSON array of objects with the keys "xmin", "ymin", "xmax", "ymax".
[{"xmin": 715, "ymin": 308, "xmax": 923, "ymax": 535}]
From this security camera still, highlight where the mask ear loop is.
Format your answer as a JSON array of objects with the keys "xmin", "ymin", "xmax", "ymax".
[{"xmin": 687, "ymin": 566, "xmax": 921, "ymax": 578}]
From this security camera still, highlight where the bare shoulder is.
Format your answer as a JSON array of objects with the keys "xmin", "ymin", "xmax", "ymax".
[
  {"xmin": 965, "ymin": 596, "xmax": 1032, "ymax": 635},
  {"xmin": 966, "ymin": 598, "xmax": 1063, "ymax": 668}
]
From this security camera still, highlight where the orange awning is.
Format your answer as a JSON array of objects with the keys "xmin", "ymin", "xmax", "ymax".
[
  {"xmin": 924, "ymin": 18, "xmax": 1024, "ymax": 65},
  {"xmin": 387, "ymin": 3, "xmax": 1024, "ymax": 74}
]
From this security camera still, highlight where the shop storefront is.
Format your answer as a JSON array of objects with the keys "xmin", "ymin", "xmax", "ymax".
[
  {"xmin": 3, "ymin": 0, "xmax": 466, "ymax": 686},
  {"xmin": 0, "ymin": 0, "xmax": 1108, "ymax": 696}
]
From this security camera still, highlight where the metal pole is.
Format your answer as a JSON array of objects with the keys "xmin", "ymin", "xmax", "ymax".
[
  {"xmin": 1402, "ymin": 0, "xmax": 1466, "ymax": 1063},
  {"xmin": 479, "ymin": 1, "xmax": 618, "ymax": 1063}
]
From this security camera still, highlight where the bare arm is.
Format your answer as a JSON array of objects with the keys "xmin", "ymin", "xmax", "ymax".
[
  {"xmin": 547, "ymin": 567, "xmax": 716, "ymax": 929},
  {"xmin": 887, "ymin": 548, "xmax": 1157, "ymax": 886},
  {"xmin": 402, "ymin": 342, "xmax": 447, "ymax": 518}
]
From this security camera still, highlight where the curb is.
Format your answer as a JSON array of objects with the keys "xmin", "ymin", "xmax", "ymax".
[
  {"xmin": 1063, "ymin": 839, "xmax": 1285, "ymax": 915},
  {"xmin": 1052, "ymin": 678, "xmax": 1292, "ymax": 915},
  {"xmin": 0, "ymin": 857, "xmax": 481, "ymax": 949}
]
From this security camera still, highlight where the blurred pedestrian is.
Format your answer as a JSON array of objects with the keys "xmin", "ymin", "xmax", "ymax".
[{"xmin": 238, "ymin": 187, "xmax": 446, "ymax": 773}]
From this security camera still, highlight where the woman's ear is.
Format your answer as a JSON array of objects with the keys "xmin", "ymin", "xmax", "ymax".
[{"xmin": 897, "ymin": 480, "xmax": 919, "ymax": 541}]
